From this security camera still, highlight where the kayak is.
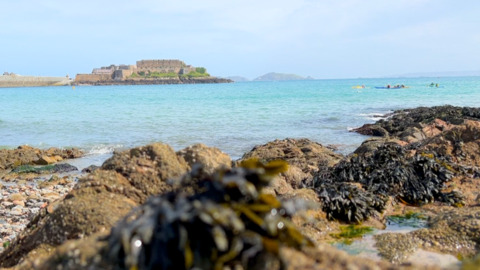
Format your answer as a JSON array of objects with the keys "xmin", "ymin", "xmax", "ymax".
[
  {"xmin": 427, "ymin": 85, "xmax": 444, "ymax": 88},
  {"xmin": 351, "ymin": 86, "xmax": 370, "ymax": 89},
  {"xmin": 375, "ymin": 86, "xmax": 410, "ymax": 89}
]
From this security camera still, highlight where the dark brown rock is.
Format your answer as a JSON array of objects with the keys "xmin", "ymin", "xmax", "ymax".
[
  {"xmin": 176, "ymin": 143, "xmax": 231, "ymax": 174},
  {"xmin": 0, "ymin": 146, "xmax": 83, "ymax": 171},
  {"xmin": 101, "ymin": 143, "xmax": 189, "ymax": 196},
  {"xmin": 351, "ymin": 123, "xmax": 389, "ymax": 137},
  {"xmin": 0, "ymin": 143, "xmax": 188, "ymax": 268},
  {"xmin": 354, "ymin": 137, "xmax": 408, "ymax": 156},
  {"xmin": 239, "ymin": 138, "xmax": 343, "ymax": 187},
  {"xmin": 419, "ymin": 120, "xmax": 480, "ymax": 166}
]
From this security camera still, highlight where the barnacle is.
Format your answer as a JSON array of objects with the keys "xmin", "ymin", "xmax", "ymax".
[{"xmin": 105, "ymin": 159, "xmax": 313, "ymax": 270}]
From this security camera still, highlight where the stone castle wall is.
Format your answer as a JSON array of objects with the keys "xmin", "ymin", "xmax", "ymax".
[
  {"xmin": 113, "ymin": 70, "xmax": 133, "ymax": 80},
  {"xmin": 136, "ymin": 60, "xmax": 186, "ymax": 72},
  {"xmin": 0, "ymin": 75, "xmax": 71, "ymax": 88}
]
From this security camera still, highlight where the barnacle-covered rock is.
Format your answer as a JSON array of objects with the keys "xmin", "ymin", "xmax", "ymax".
[
  {"xmin": 101, "ymin": 143, "xmax": 189, "ymax": 195},
  {"xmin": 352, "ymin": 105, "xmax": 480, "ymax": 142},
  {"xmin": 105, "ymin": 159, "xmax": 315, "ymax": 270},
  {"xmin": 0, "ymin": 143, "xmax": 190, "ymax": 268},
  {"xmin": 239, "ymin": 138, "xmax": 343, "ymax": 188},
  {"xmin": 176, "ymin": 143, "xmax": 232, "ymax": 174},
  {"xmin": 374, "ymin": 207, "xmax": 480, "ymax": 264},
  {"xmin": 311, "ymin": 144, "xmax": 470, "ymax": 223},
  {"xmin": 419, "ymin": 120, "xmax": 480, "ymax": 166}
]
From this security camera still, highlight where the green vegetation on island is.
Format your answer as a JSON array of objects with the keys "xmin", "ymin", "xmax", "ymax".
[
  {"xmin": 253, "ymin": 72, "xmax": 314, "ymax": 81},
  {"xmin": 130, "ymin": 67, "xmax": 210, "ymax": 79},
  {"xmin": 181, "ymin": 67, "xmax": 211, "ymax": 78}
]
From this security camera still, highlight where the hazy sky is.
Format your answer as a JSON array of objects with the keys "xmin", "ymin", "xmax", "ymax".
[{"xmin": 1, "ymin": 0, "xmax": 479, "ymax": 79}]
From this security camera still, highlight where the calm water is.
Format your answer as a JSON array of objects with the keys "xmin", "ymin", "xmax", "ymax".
[{"xmin": 1, "ymin": 77, "xmax": 479, "ymax": 164}]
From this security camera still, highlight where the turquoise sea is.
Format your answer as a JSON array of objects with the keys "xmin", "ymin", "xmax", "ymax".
[{"xmin": 1, "ymin": 77, "xmax": 479, "ymax": 167}]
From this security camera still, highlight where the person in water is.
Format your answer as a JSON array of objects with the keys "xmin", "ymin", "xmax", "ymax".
[
  {"xmin": 387, "ymin": 84, "xmax": 391, "ymax": 89},
  {"xmin": 362, "ymin": 85, "xmax": 365, "ymax": 88},
  {"xmin": 430, "ymin": 82, "xmax": 435, "ymax": 87},
  {"xmin": 401, "ymin": 84, "xmax": 405, "ymax": 88},
  {"xmin": 435, "ymin": 83, "xmax": 439, "ymax": 87}
]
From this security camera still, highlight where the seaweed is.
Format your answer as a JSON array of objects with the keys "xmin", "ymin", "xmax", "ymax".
[
  {"xmin": 330, "ymin": 225, "xmax": 374, "ymax": 239},
  {"xmin": 310, "ymin": 144, "xmax": 467, "ymax": 223},
  {"xmin": 104, "ymin": 159, "xmax": 314, "ymax": 270},
  {"xmin": 10, "ymin": 163, "xmax": 78, "ymax": 174}
]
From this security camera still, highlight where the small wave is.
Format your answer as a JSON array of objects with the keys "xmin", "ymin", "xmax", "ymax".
[
  {"xmin": 85, "ymin": 144, "xmax": 124, "ymax": 156},
  {"xmin": 358, "ymin": 112, "xmax": 388, "ymax": 121}
]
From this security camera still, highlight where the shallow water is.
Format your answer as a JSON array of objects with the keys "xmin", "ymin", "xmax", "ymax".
[
  {"xmin": 1, "ymin": 77, "xmax": 480, "ymax": 165},
  {"xmin": 332, "ymin": 222, "xmax": 461, "ymax": 269}
]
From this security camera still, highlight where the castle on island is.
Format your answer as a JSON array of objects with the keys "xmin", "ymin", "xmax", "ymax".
[{"xmin": 75, "ymin": 59, "xmax": 201, "ymax": 82}]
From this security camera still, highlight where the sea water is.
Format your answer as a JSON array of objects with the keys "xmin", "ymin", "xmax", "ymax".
[{"xmin": 1, "ymin": 76, "xmax": 479, "ymax": 167}]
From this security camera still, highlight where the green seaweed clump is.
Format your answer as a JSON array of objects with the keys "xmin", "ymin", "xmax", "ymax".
[
  {"xmin": 10, "ymin": 163, "xmax": 77, "ymax": 174},
  {"xmin": 104, "ymin": 159, "xmax": 314, "ymax": 270},
  {"xmin": 331, "ymin": 225, "xmax": 374, "ymax": 239}
]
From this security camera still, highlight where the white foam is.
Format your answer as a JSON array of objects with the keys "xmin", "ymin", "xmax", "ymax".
[
  {"xmin": 357, "ymin": 112, "xmax": 389, "ymax": 121},
  {"xmin": 85, "ymin": 144, "xmax": 124, "ymax": 156}
]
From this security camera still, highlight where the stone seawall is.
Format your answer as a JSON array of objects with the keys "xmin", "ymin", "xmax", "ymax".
[
  {"xmin": 74, "ymin": 77, "xmax": 233, "ymax": 86},
  {"xmin": 0, "ymin": 75, "xmax": 72, "ymax": 88}
]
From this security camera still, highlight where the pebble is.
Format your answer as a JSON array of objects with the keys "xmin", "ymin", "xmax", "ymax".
[
  {"xmin": 12, "ymin": 200, "xmax": 25, "ymax": 207},
  {"xmin": 0, "ymin": 173, "xmax": 80, "ymax": 249}
]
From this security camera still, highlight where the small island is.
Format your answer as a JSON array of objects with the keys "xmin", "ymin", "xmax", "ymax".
[{"xmin": 74, "ymin": 59, "xmax": 233, "ymax": 85}]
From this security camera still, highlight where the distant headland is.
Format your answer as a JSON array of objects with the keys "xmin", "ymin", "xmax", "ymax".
[
  {"xmin": 253, "ymin": 72, "xmax": 314, "ymax": 81},
  {"xmin": 221, "ymin": 72, "xmax": 315, "ymax": 82},
  {"xmin": 74, "ymin": 59, "xmax": 232, "ymax": 85}
]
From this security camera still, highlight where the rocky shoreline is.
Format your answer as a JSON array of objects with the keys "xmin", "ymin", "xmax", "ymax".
[
  {"xmin": 73, "ymin": 76, "xmax": 233, "ymax": 86},
  {"xmin": 1, "ymin": 105, "xmax": 480, "ymax": 269}
]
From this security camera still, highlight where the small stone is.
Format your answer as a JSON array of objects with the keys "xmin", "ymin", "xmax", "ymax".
[
  {"xmin": 34, "ymin": 156, "xmax": 57, "ymax": 165},
  {"xmin": 8, "ymin": 193, "xmax": 24, "ymax": 202},
  {"xmin": 27, "ymin": 194, "xmax": 40, "ymax": 201},
  {"xmin": 11, "ymin": 209, "xmax": 23, "ymax": 216},
  {"xmin": 12, "ymin": 200, "xmax": 25, "ymax": 207},
  {"xmin": 1, "ymin": 202, "xmax": 13, "ymax": 207},
  {"xmin": 16, "ymin": 180, "xmax": 26, "ymax": 185}
]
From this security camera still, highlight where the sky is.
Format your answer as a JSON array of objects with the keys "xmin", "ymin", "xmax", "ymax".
[{"xmin": 1, "ymin": 0, "xmax": 479, "ymax": 79}]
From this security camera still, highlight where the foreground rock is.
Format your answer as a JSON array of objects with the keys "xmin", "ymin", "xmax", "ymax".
[
  {"xmin": 239, "ymin": 138, "xmax": 343, "ymax": 194},
  {"xmin": 0, "ymin": 145, "xmax": 83, "ymax": 171},
  {"xmin": 4, "ymin": 155, "xmax": 440, "ymax": 270},
  {"xmin": 0, "ymin": 143, "xmax": 230, "ymax": 268},
  {"xmin": 375, "ymin": 206, "xmax": 480, "ymax": 264},
  {"xmin": 176, "ymin": 143, "xmax": 232, "ymax": 174},
  {"xmin": 352, "ymin": 105, "xmax": 480, "ymax": 143}
]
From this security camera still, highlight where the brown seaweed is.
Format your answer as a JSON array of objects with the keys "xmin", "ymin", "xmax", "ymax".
[{"xmin": 105, "ymin": 159, "xmax": 314, "ymax": 270}]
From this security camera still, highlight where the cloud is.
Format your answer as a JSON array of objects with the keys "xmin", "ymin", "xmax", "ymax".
[{"xmin": 1, "ymin": 0, "xmax": 479, "ymax": 78}]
